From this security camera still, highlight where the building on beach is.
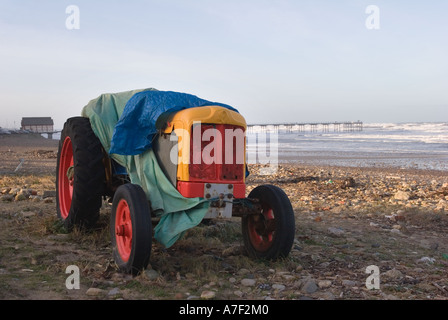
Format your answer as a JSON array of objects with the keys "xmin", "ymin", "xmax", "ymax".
[{"xmin": 21, "ymin": 117, "xmax": 54, "ymax": 133}]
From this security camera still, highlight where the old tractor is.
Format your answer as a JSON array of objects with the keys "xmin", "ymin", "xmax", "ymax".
[{"xmin": 56, "ymin": 90, "xmax": 295, "ymax": 274}]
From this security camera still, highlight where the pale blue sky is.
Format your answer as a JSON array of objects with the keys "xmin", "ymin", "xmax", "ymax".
[{"xmin": 0, "ymin": 0, "xmax": 447, "ymax": 129}]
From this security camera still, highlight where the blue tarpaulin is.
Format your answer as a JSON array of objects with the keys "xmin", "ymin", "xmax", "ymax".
[{"xmin": 109, "ymin": 90, "xmax": 237, "ymax": 156}]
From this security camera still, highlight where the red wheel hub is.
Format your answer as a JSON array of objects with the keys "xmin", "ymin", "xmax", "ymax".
[
  {"xmin": 247, "ymin": 204, "xmax": 276, "ymax": 251},
  {"xmin": 58, "ymin": 137, "xmax": 74, "ymax": 219},
  {"xmin": 115, "ymin": 199, "xmax": 133, "ymax": 262}
]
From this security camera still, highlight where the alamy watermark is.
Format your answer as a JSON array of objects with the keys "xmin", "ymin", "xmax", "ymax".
[
  {"xmin": 66, "ymin": 5, "xmax": 80, "ymax": 30},
  {"xmin": 65, "ymin": 5, "xmax": 380, "ymax": 31},
  {"xmin": 168, "ymin": 123, "xmax": 278, "ymax": 175},
  {"xmin": 65, "ymin": 265, "xmax": 80, "ymax": 289},
  {"xmin": 365, "ymin": 265, "xmax": 380, "ymax": 290},
  {"xmin": 247, "ymin": 131, "xmax": 278, "ymax": 175},
  {"xmin": 365, "ymin": 5, "xmax": 380, "ymax": 30}
]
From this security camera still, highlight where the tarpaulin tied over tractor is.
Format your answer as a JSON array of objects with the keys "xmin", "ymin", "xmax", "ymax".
[{"xmin": 56, "ymin": 88, "xmax": 295, "ymax": 274}]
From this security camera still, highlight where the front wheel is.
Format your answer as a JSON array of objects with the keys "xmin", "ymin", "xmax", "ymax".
[
  {"xmin": 111, "ymin": 184, "xmax": 152, "ymax": 274},
  {"xmin": 242, "ymin": 185, "xmax": 295, "ymax": 260}
]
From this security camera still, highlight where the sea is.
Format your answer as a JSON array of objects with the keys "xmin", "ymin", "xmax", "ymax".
[{"xmin": 246, "ymin": 122, "xmax": 448, "ymax": 171}]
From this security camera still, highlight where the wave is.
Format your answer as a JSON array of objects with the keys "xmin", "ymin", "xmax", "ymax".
[{"xmin": 364, "ymin": 122, "xmax": 448, "ymax": 133}]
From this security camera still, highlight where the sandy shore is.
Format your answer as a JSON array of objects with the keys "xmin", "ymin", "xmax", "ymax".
[
  {"xmin": 278, "ymin": 150, "xmax": 448, "ymax": 171},
  {"xmin": 0, "ymin": 133, "xmax": 59, "ymax": 175}
]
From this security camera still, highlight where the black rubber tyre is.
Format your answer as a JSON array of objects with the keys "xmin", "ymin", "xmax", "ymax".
[
  {"xmin": 56, "ymin": 117, "xmax": 105, "ymax": 229},
  {"xmin": 110, "ymin": 183, "xmax": 152, "ymax": 275},
  {"xmin": 242, "ymin": 184, "xmax": 295, "ymax": 260}
]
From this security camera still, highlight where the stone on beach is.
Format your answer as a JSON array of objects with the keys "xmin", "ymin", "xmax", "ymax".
[
  {"xmin": 241, "ymin": 279, "xmax": 256, "ymax": 287},
  {"xmin": 394, "ymin": 191, "xmax": 411, "ymax": 201}
]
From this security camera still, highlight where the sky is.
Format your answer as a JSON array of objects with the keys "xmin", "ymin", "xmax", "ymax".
[{"xmin": 0, "ymin": 0, "xmax": 447, "ymax": 130}]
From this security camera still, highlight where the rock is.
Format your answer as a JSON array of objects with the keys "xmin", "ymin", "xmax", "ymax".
[
  {"xmin": 302, "ymin": 279, "xmax": 318, "ymax": 294},
  {"xmin": 43, "ymin": 190, "xmax": 56, "ymax": 198},
  {"xmin": 436, "ymin": 200, "xmax": 447, "ymax": 211},
  {"xmin": 19, "ymin": 189, "xmax": 31, "ymax": 197},
  {"xmin": 200, "ymin": 290, "xmax": 216, "ymax": 299},
  {"xmin": 327, "ymin": 227, "xmax": 345, "ymax": 236},
  {"xmin": 21, "ymin": 211, "xmax": 36, "ymax": 218},
  {"xmin": 272, "ymin": 284, "xmax": 286, "ymax": 291},
  {"xmin": 9, "ymin": 188, "xmax": 20, "ymax": 195},
  {"xmin": 382, "ymin": 293, "xmax": 399, "ymax": 300},
  {"xmin": 43, "ymin": 198, "xmax": 53, "ymax": 203},
  {"xmin": 110, "ymin": 272, "xmax": 132, "ymax": 283},
  {"xmin": 341, "ymin": 177, "xmax": 356, "ymax": 189},
  {"xmin": 418, "ymin": 239, "xmax": 439, "ymax": 250},
  {"xmin": 1, "ymin": 187, "xmax": 11, "ymax": 194},
  {"xmin": 15, "ymin": 193, "xmax": 27, "ymax": 201},
  {"xmin": 174, "ymin": 293, "xmax": 185, "ymax": 299},
  {"xmin": 318, "ymin": 280, "xmax": 332, "ymax": 289},
  {"xmin": 319, "ymin": 291, "xmax": 336, "ymax": 300},
  {"xmin": 108, "ymin": 287, "xmax": 121, "ymax": 297},
  {"xmin": 383, "ymin": 269, "xmax": 403, "ymax": 280},
  {"xmin": 31, "ymin": 196, "xmax": 41, "ymax": 202},
  {"xmin": 281, "ymin": 274, "xmax": 296, "ymax": 281},
  {"xmin": 144, "ymin": 269, "xmax": 159, "ymax": 280},
  {"xmin": 237, "ymin": 268, "xmax": 250, "ymax": 276},
  {"xmin": 233, "ymin": 290, "xmax": 244, "ymax": 298},
  {"xmin": 394, "ymin": 191, "xmax": 410, "ymax": 201},
  {"xmin": 395, "ymin": 210, "xmax": 406, "ymax": 221},
  {"xmin": 342, "ymin": 280, "xmax": 356, "ymax": 287},
  {"xmin": 1, "ymin": 195, "xmax": 14, "ymax": 202},
  {"xmin": 86, "ymin": 288, "xmax": 106, "ymax": 296},
  {"xmin": 417, "ymin": 257, "xmax": 435, "ymax": 264},
  {"xmin": 258, "ymin": 283, "xmax": 271, "ymax": 290},
  {"xmin": 241, "ymin": 278, "xmax": 256, "ymax": 287}
]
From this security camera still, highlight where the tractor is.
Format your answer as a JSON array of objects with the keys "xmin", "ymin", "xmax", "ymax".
[{"xmin": 56, "ymin": 90, "xmax": 295, "ymax": 274}]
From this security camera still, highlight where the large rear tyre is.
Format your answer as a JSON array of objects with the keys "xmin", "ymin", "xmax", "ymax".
[
  {"xmin": 111, "ymin": 184, "xmax": 152, "ymax": 275},
  {"xmin": 242, "ymin": 185, "xmax": 295, "ymax": 260},
  {"xmin": 56, "ymin": 117, "xmax": 105, "ymax": 229}
]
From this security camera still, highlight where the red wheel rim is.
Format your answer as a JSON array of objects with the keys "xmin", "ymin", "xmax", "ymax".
[
  {"xmin": 115, "ymin": 199, "xmax": 133, "ymax": 262},
  {"xmin": 247, "ymin": 204, "xmax": 276, "ymax": 252},
  {"xmin": 58, "ymin": 136, "xmax": 74, "ymax": 219}
]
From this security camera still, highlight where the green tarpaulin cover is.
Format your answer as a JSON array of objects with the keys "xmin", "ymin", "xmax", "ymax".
[{"xmin": 81, "ymin": 88, "xmax": 210, "ymax": 248}]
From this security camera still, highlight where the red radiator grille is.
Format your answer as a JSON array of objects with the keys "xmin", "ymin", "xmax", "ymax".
[{"xmin": 189, "ymin": 123, "xmax": 245, "ymax": 183}]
